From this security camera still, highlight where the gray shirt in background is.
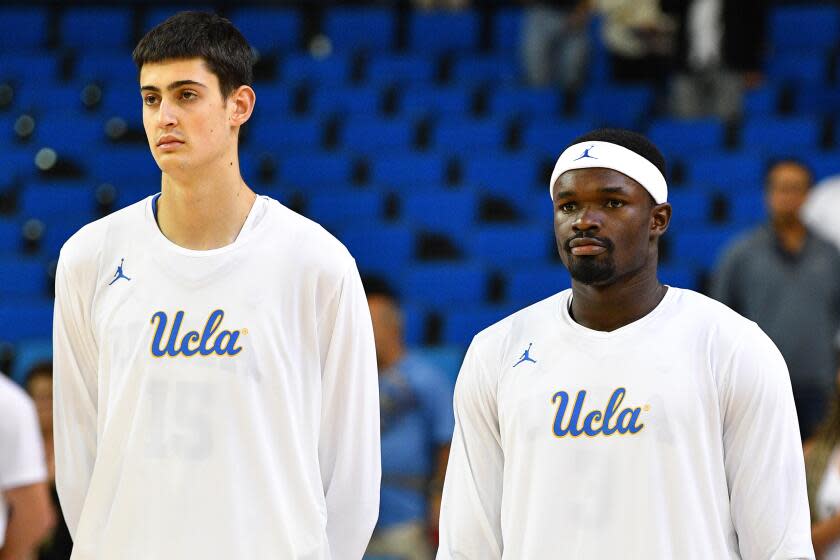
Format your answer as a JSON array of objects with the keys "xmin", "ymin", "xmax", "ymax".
[{"xmin": 711, "ymin": 226, "xmax": 840, "ymax": 391}]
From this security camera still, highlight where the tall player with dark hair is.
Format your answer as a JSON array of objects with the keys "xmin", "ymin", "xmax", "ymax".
[
  {"xmin": 52, "ymin": 12, "xmax": 380, "ymax": 559},
  {"xmin": 436, "ymin": 129, "xmax": 814, "ymax": 558}
]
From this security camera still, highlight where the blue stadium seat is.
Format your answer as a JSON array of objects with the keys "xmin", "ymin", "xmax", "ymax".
[
  {"xmin": 0, "ymin": 218, "xmax": 20, "ymax": 254},
  {"xmin": 743, "ymin": 86, "xmax": 779, "ymax": 116},
  {"xmin": 770, "ymin": 5, "xmax": 840, "ymax": 51},
  {"xmin": 443, "ymin": 305, "xmax": 517, "ymax": 346},
  {"xmin": 727, "ymin": 192, "xmax": 766, "ymax": 227},
  {"xmin": 61, "ymin": 8, "xmax": 133, "ymax": 49},
  {"xmin": 367, "ymin": 55, "xmax": 437, "ymax": 87},
  {"xmin": 340, "ymin": 118, "xmax": 415, "ymax": 153},
  {"xmin": 98, "ymin": 84, "xmax": 141, "ymax": 119},
  {"xmin": 87, "ymin": 148, "xmax": 158, "ymax": 183},
  {"xmin": 685, "ymin": 151, "xmax": 764, "ymax": 191},
  {"xmin": 14, "ymin": 82, "xmax": 87, "ymax": 113},
  {"xmin": 400, "ymin": 302, "xmax": 427, "ymax": 347},
  {"xmin": 253, "ymin": 85, "xmax": 295, "ymax": 118},
  {"xmin": 579, "ymin": 85, "xmax": 653, "ymax": 129},
  {"xmin": 432, "ymin": 118, "xmax": 507, "ymax": 154},
  {"xmin": 741, "ymin": 116, "xmax": 820, "ymax": 154},
  {"xmin": 666, "ymin": 188, "xmax": 713, "ymax": 231},
  {"xmin": 522, "ymin": 118, "xmax": 595, "ymax": 155},
  {"xmin": 283, "ymin": 54, "xmax": 350, "ymax": 86},
  {"xmin": 468, "ymin": 225, "xmax": 552, "ymax": 265},
  {"xmin": 0, "ymin": 149, "xmax": 38, "ymax": 182},
  {"xmin": 279, "ymin": 153, "xmax": 354, "ymax": 188},
  {"xmin": 323, "ymin": 7, "xmax": 395, "ymax": 52},
  {"xmin": 648, "ymin": 118, "xmax": 725, "ymax": 155},
  {"xmin": 804, "ymin": 152, "xmax": 840, "ymax": 182},
  {"xmin": 409, "ymin": 11, "xmax": 479, "ymax": 53},
  {"xmin": 670, "ymin": 226, "xmax": 747, "ymax": 269},
  {"xmin": 20, "ymin": 185, "xmax": 96, "ymax": 222},
  {"xmin": 0, "ymin": 53, "xmax": 60, "ymax": 84},
  {"xmin": 504, "ymin": 264, "xmax": 571, "ymax": 307},
  {"xmin": 0, "ymin": 8, "xmax": 48, "ymax": 50},
  {"xmin": 796, "ymin": 89, "xmax": 840, "ymax": 116},
  {"xmin": 306, "ymin": 189, "xmax": 383, "ymax": 229},
  {"xmin": 0, "ymin": 258, "xmax": 47, "ymax": 298},
  {"xmin": 229, "ymin": 8, "xmax": 301, "ymax": 53},
  {"xmin": 489, "ymin": 87, "xmax": 561, "ymax": 120},
  {"xmin": 403, "ymin": 262, "xmax": 487, "ymax": 307},
  {"xmin": 411, "ymin": 345, "xmax": 465, "ymax": 383},
  {"xmin": 76, "ymin": 52, "xmax": 137, "ymax": 84},
  {"xmin": 370, "ymin": 153, "xmax": 448, "ymax": 189},
  {"xmin": 452, "ymin": 55, "xmax": 518, "ymax": 85},
  {"xmin": 42, "ymin": 217, "xmax": 87, "ymax": 258},
  {"xmin": 0, "ymin": 301, "xmax": 54, "ymax": 343},
  {"xmin": 339, "ymin": 223, "xmax": 415, "ymax": 281},
  {"xmin": 463, "ymin": 153, "xmax": 541, "ymax": 197},
  {"xmin": 767, "ymin": 51, "xmax": 829, "ymax": 86},
  {"xmin": 658, "ymin": 265, "xmax": 698, "ymax": 291},
  {"xmin": 309, "ymin": 86, "xmax": 382, "ymax": 116},
  {"xmin": 400, "ymin": 86, "xmax": 474, "ymax": 119},
  {"xmin": 115, "ymin": 182, "xmax": 156, "ymax": 209},
  {"xmin": 9, "ymin": 338, "xmax": 52, "ymax": 385},
  {"xmin": 494, "ymin": 8, "xmax": 523, "ymax": 53},
  {"xmin": 33, "ymin": 116, "xmax": 106, "ymax": 151},
  {"xmin": 247, "ymin": 116, "xmax": 324, "ymax": 152},
  {"xmin": 401, "ymin": 189, "xmax": 477, "ymax": 236}
]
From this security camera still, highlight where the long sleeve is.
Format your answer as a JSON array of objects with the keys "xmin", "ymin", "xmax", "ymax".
[
  {"xmin": 52, "ymin": 256, "xmax": 99, "ymax": 538},
  {"xmin": 437, "ymin": 339, "xmax": 504, "ymax": 559},
  {"xmin": 317, "ymin": 261, "xmax": 380, "ymax": 560},
  {"xmin": 721, "ymin": 323, "xmax": 815, "ymax": 559}
]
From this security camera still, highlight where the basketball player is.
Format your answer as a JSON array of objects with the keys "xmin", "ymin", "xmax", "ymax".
[
  {"xmin": 436, "ymin": 129, "xmax": 814, "ymax": 558},
  {"xmin": 52, "ymin": 12, "xmax": 379, "ymax": 559}
]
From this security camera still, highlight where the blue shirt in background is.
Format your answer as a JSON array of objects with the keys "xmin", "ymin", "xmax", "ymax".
[{"xmin": 378, "ymin": 351, "xmax": 454, "ymax": 529}]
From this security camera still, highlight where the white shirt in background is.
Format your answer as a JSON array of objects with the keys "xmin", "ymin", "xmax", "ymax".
[
  {"xmin": 53, "ymin": 195, "xmax": 380, "ymax": 560},
  {"xmin": 438, "ymin": 287, "xmax": 814, "ymax": 559}
]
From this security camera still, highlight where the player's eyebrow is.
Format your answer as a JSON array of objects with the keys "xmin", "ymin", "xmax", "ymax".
[
  {"xmin": 598, "ymin": 186, "xmax": 631, "ymax": 195},
  {"xmin": 554, "ymin": 189, "xmax": 576, "ymax": 200},
  {"xmin": 140, "ymin": 80, "xmax": 208, "ymax": 93}
]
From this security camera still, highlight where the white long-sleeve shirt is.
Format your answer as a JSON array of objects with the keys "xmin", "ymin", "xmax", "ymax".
[
  {"xmin": 438, "ymin": 287, "xmax": 814, "ymax": 559},
  {"xmin": 53, "ymin": 195, "xmax": 380, "ymax": 560}
]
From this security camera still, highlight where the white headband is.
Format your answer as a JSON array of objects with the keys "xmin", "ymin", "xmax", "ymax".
[{"xmin": 549, "ymin": 141, "xmax": 668, "ymax": 204}]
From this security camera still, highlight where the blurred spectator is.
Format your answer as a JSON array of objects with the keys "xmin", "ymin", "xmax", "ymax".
[
  {"xmin": 520, "ymin": 0, "xmax": 592, "ymax": 90},
  {"xmin": 803, "ymin": 175, "xmax": 840, "ymax": 253},
  {"xmin": 596, "ymin": 0, "xmax": 676, "ymax": 83},
  {"xmin": 364, "ymin": 278, "xmax": 453, "ymax": 560},
  {"xmin": 667, "ymin": 0, "xmax": 767, "ymax": 121},
  {"xmin": 0, "ymin": 373, "xmax": 54, "ymax": 560},
  {"xmin": 711, "ymin": 159, "xmax": 840, "ymax": 440},
  {"xmin": 24, "ymin": 363, "xmax": 72, "ymax": 560},
  {"xmin": 804, "ymin": 381, "xmax": 840, "ymax": 558}
]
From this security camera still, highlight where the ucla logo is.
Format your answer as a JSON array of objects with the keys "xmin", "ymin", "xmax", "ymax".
[
  {"xmin": 150, "ymin": 310, "xmax": 244, "ymax": 357},
  {"xmin": 552, "ymin": 388, "xmax": 644, "ymax": 438}
]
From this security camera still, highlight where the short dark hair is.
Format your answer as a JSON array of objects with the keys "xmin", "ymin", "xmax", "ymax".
[
  {"xmin": 132, "ymin": 11, "xmax": 254, "ymax": 98},
  {"xmin": 569, "ymin": 128, "xmax": 667, "ymax": 179},
  {"xmin": 765, "ymin": 157, "xmax": 814, "ymax": 188}
]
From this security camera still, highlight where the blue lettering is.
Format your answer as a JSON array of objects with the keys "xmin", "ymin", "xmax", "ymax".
[
  {"xmin": 552, "ymin": 388, "xmax": 645, "ymax": 438},
  {"xmin": 150, "ymin": 310, "xmax": 245, "ymax": 358}
]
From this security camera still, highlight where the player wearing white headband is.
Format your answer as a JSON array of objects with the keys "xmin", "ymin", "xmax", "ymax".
[{"xmin": 437, "ymin": 128, "xmax": 814, "ymax": 559}]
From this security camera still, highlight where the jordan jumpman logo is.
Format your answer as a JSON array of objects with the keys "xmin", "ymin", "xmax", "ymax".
[
  {"xmin": 573, "ymin": 145, "xmax": 598, "ymax": 161},
  {"xmin": 513, "ymin": 343, "xmax": 537, "ymax": 367},
  {"xmin": 108, "ymin": 258, "xmax": 131, "ymax": 285}
]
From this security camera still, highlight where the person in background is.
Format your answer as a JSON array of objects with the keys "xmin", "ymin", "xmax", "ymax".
[
  {"xmin": 364, "ymin": 278, "xmax": 453, "ymax": 560},
  {"xmin": 712, "ymin": 159, "xmax": 840, "ymax": 440},
  {"xmin": 520, "ymin": 0, "xmax": 592, "ymax": 90},
  {"xmin": 803, "ymin": 174, "xmax": 840, "ymax": 253},
  {"xmin": 0, "ymin": 372, "xmax": 54, "ymax": 560},
  {"xmin": 24, "ymin": 363, "xmax": 72, "ymax": 560},
  {"xmin": 804, "ymin": 367, "xmax": 840, "ymax": 559}
]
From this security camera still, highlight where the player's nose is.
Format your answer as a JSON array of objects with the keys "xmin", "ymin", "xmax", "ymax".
[
  {"xmin": 572, "ymin": 205, "xmax": 602, "ymax": 232},
  {"xmin": 156, "ymin": 99, "xmax": 178, "ymax": 127}
]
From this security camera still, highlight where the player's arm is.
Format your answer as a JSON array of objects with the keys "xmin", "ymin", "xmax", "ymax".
[
  {"xmin": 721, "ymin": 323, "xmax": 815, "ymax": 559},
  {"xmin": 0, "ymin": 481, "xmax": 55, "ymax": 560},
  {"xmin": 437, "ymin": 340, "xmax": 504, "ymax": 560},
  {"xmin": 52, "ymin": 256, "xmax": 99, "ymax": 538},
  {"xmin": 317, "ymin": 261, "xmax": 380, "ymax": 560}
]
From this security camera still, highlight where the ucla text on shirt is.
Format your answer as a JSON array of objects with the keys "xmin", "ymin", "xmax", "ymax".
[
  {"xmin": 150, "ymin": 309, "xmax": 246, "ymax": 357},
  {"xmin": 552, "ymin": 387, "xmax": 646, "ymax": 438}
]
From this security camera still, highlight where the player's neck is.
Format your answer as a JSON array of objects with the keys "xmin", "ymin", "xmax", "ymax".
[
  {"xmin": 569, "ymin": 265, "xmax": 667, "ymax": 332},
  {"xmin": 157, "ymin": 158, "xmax": 256, "ymax": 251}
]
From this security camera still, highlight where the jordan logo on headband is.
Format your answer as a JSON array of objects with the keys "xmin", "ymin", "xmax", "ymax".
[{"xmin": 573, "ymin": 146, "xmax": 598, "ymax": 161}]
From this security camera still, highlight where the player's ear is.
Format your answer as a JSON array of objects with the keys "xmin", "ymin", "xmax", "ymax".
[
  {"xmin": 650, "ymin": 202, "xmax": 671, "ymax": 239},
  {"xmin": 228, "ymin": 85, "xmax": 255, "ymax": 128}
]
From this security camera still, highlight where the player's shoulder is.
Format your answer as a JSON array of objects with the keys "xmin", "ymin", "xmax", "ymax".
[
  {"xmin": 472, "ymin": 291, "xmax": 567, "ymax": 351},
  {"xmin": 667, "ymin": 287, "xmax": 766, "ymax": 349},
  {"xmin": 260, "ymin": 196, "xmax": 354, "ymax": 272},
  {"xmin": 58, "ymin": 196, "xmax": 147, "ymax": 273}
]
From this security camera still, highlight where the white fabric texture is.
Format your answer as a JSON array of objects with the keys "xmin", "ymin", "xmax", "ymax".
[
  {"xmin": 550, "ymin": 141, "xmax": 668, "ymax": 203},
  {"xmin": 0, "ymin": 375, "xmax": 48, "ymax": 547},
  {"xmin": 437, "ymin": 288, "xmax": 814, "ymax": 559},
  {"xmin": 53, "ymin": 195, "xmax": 380, "ymax": 560}
]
